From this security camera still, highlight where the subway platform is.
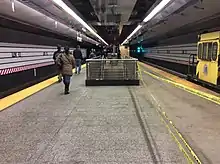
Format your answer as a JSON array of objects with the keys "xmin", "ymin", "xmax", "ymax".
[{"xmin": 0, "ymin": 64, "xmax": 220, "ymax": 163}]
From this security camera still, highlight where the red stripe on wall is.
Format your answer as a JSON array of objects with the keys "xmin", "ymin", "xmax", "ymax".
[{"xmin": 0, "ymin": 62, "xmax": 54, "ymax": 76}]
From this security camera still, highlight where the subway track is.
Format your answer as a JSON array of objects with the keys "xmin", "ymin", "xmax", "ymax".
[
  {"xmin": 139, "ymin": 63, "xmax": 220, "ymax": 163},
  {"xmin": 141, "ymin": 59, "xmax": 220, "ymax": 94}
]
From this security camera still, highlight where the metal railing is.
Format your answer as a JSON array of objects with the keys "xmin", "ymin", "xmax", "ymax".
[{"xmin": 85, "ymin": 58, "xmax": 139, "ymax": 85}]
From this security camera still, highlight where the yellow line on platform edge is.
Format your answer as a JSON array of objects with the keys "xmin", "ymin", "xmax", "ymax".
[
  {"xmin": 137, "ymin": 63, "xmax": 202, "ymax": 164},
  {"xmin": 139, "ymin": 62, "xmax": 220, "ymax": 105},
  {"xmin": 0, "ymin": 65, "xmax": 86, "ymax": 111}
]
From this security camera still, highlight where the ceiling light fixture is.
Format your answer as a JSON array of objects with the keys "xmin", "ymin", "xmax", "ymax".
[
  {"xmin": 51, "ymin": 0, "xmax": 108, "ymax": 45},
  {"xmin": 11, "ymin": 0, "xmax": 15, "ymax": 12},
  {"xmin": 143, "ymin": 0, "xmax": 172, "ymax": 22},
  {"xmin": 55, "ymin": 21, "xmax": 58, "ymax": 28},
  {"xmin": 82, "ymin": 27, "xmax": 86, "ymax": 32},
  {"xmin": 122, "ymin": 25, "xmax": 142, "ymax": 45},
  {"xmin": 121, "ymin": 0, "xmax": 172, "ymax": 45}
]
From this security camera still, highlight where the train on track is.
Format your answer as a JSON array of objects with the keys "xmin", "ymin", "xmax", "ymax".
[
  {"xmin": 131, "ymin": 31, "xmax": 220, "ymax": 89},
  {"xmin": 189, "ymin": 31, "xmax": 220, "ymax": 87}
]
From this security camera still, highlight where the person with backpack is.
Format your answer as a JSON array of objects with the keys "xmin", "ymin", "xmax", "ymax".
[
  {"xmin": 73, "ymin": 45, "xmax": 83, "ymax": 74},
  {"xmin": 53, "ymin": 45, "xmax": 62, "ymax": 82},
  {"xmin": 56, "ymin": 46, "xmax": 75, "ymax": 95}
]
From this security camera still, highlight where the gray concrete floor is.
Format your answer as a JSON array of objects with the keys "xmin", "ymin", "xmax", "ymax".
[
  {"xmin": 141, "ymin": 65, "xmax": 220, "ymax": 164},
  {"xmin": 0, "ymin": 70, "xmax": 186, "ymax": 164}
]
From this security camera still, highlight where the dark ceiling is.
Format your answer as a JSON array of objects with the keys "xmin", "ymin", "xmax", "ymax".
[
  {"xmin": 129, "ymin": 0, "xmax": 156, "ymax": 21},
  {"xmin": 141, "ymin": 14, "xmax": 220, "ymax": 46},
  {"xmin": 69, "ymin": 0, "xmax": 99, "ymax": 22},
  {"xmin": 69, "ymin": 0, "xmax": 157, "ymax": 45}
]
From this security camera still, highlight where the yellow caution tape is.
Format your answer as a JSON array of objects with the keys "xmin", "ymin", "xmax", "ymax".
[{"xmin": 137, "ymin": 63, "xmax": 202, "ymax": 164}]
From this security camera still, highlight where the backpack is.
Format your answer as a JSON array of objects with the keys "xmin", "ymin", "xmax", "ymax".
[{"xmin": 53, "ymin": 51, "xmax": 61, "ymax": 61}]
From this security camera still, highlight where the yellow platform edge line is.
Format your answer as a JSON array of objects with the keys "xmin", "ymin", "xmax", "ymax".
[
  {"xmin": 139, "ymin": 62, "xmax": 220, "ymax": 105},
  {"xmin": 143, "ymin": 70, "xmax": 220, "ymax": 105},
  {"xmin": 0, "ymin": 65, "xmax": 86, "ymax": 111},
  {"xmin": 137, "ymin": 64, "xmax": 202, "ymax": 164}
]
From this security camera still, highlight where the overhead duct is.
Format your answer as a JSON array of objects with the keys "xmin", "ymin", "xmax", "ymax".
[
  {"xmin": 131, "ymin": 0, "xmax": 220, "ymax": 45},
  {"xmin": 124, "ymin": 0, "xmax": 198, "ymax": 45},
  {"xmin": 0, "ymin": 0, "xmax": 99, "ymax": 45},
  {"xmin": 142, "ymin": 0, "xmax": 198, "ymax": 29},
  {"xmin": 17, "ymin": 0, "xmax": 99, "ymax": 41}
]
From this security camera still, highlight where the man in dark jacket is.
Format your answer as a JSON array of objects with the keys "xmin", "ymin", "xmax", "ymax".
[
  {"xmin": 73, "ymin": 45, "xmax": 83, "ymax": 74},
  {"xmin": 56, "ymin": 46, "xmax": 75, "ymax": 94},
  {"xmin": 53, "ymin": 45, "xmax": 62, "ymax": 82}
]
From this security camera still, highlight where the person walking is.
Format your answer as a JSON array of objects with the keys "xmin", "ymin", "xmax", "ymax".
[
  {"xmin": 73, "ymin": 45, "xmax": 83, "ymax": 74},
  {"xmin": 56, "ymin": 46, "xmax": 75, "ymax": 94},
  {"xmin": 53, "ymin": 45, "xmax": 62, "ymax": 82}
]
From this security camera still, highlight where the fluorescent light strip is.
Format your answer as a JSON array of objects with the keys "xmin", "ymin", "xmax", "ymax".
[
  {"xmin": 11, "ymin": 0, "xmax": 15, "ymax": 12},
  {"xmin": 127, "ymin": 25, "xmax": 142, "ymax": 42},
  {"xmin": 121, "ymin": 39, "xmax": 127, "ymax": 45},
  {"xmin": 14, "ymin": 0, "xmax": 99, "ymax": 45},
  {"xmin": 143, "ymin": 0, "xmax": 172, "ymax": 22},
  {"xmin": 127, "ymin": 25, "xmax": 143, "ymax": 40},
  {"xmin": 122, "ymin": 25, "xmax": 142, "ymax": 45},
  {"xmin": 122, "ymin": 0, "xmax": 172, "ymax": 45},
  {"xmin": 52, "ymin": 0, "xmax": 108, "ymax": 45}
]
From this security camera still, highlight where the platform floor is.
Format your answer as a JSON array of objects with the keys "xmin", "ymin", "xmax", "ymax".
[
  {"xmin": 1, "ymin": 65, "xmax": 220, "ymax": 163},
  {"xmin": 0, "ymin": 69, "xmax": 186, "ymax": 164},
  {"xmin": 140, "ymin": 64, "xmax": 220, "ymax": 164}
]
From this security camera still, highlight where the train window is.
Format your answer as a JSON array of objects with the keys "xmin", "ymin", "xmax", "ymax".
[
  {"xmin": 198, "ymin": 43, "xmax": 202, "ymax": 59},
  {"xmin": 212, "ymin": 42, "xmax": 218, "ymax": 61},
  {"xmin": 207, "ymin": 42, "xmax": 212, "ymax": 61},
  {"xmin": 218, "ymin": 55, "xmax": 220, "ymax": 66},
  {"xmin": 202, "ymin": 43, "xmax": 208, "ymax": 60}
]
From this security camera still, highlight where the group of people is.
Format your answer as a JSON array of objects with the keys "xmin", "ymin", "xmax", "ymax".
[{"xmin": 53, "ymin": 45, "xmax": 83, "ymax": 95}]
